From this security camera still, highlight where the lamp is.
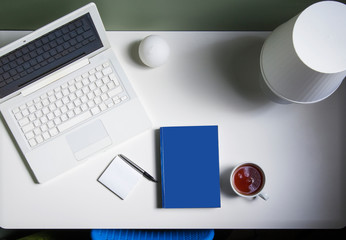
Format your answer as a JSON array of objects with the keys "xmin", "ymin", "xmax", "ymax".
[{"xmin": 260, "ymin": 1, "xmax": 346, "ymax": 104}]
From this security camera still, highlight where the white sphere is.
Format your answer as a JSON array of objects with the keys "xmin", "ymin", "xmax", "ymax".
[{"xmin": 138, "ymin": 35, "xmax": 170, "ymax": 68}]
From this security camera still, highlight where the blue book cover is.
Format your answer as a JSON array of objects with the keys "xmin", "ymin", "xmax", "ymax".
[{"xmin": 160, "ymin": 126, "xmax": 220, "ymax": 208}]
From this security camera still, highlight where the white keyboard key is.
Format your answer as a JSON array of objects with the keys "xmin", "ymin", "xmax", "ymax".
[
  {"xmin": 67, "ymin": 111, "xmax": 75, "ymax": 118},
  {"xmin": 41, "ymin": 107, "xmax": 49, "ymax": 115},
  {"xmin": 33, "ymin": 128, "xmax": 41, "ymax": 136},
  {"xmin": 55, "ymin": 92, "xmax": 63, "ymax": 99},
  {"xmin": 25, "ymin": 131, "xmax": 35, "ymax": 140},
  {"xmin": 80, "ymin": 104, "xmax": 88, "ymax": 112},
  {"xmin": 12, "ymin": 107, "xmax": 20, "ymax": 114},
  {"xmin": 28, "ymin": 138, "xmax": 37, "ymax": 147},
  {"xmin": 48, "ymin": 95, "xmax": 56, "ymax": 103},
  {"xmin": 96, "ymin": 65, "xmax": 102, "ymax": 71},
  {"xmin": 95, "ymin": 72, "xmax": 103, "ymax": 79},
  {"xmin": 57, "ymin": 110, "xmax": 92, "ymax": 132},
  {"xmin": 69, "ymin": 93, "xmax": 77, "ymax": 101},
  {"xmin": 49, "ymin": 127, "xmax": 59, "ymax": 137},
  {"xmin": 67, "ymin": 102, "xmax": 74, "ymax": 110},
  {"xmin": 47, "ymin": 112, "xmax": 54, "ymax": 120},
  {"xmin": 18, "ymin": 117, "xmax": 30, "ymax": 127},
  {"xmin": 49, "ymin": 104, "xmax": 57, "ymax": 112},
  {"xmin": 40, "ymin": 124, "xmax": 48, "ymax": 132},
  {"xmin": 14, "ymin": 112, "xmax": 23, "ymax": 120},
  {"xmin": 114, "ymin": 99, "xmax": 121, "ymax": 105},
  {"xmin": 109, "ymin": 73, "xmax": 116, "ymax": 81},
  {"xmin": 68, "ymin": 85, "xmax": 76, "ymax": 93},
  {"xmin": 40, "ymin": 116, "xmax": 48, "ymax": 124},
  {"xmin": 87, "ymin": 101, "xmax": 95, "ymax": 108},
  {"xmin": 35, "ymin": 102, "xmax": 43, "ymax": 109},
  {"xmin": 54, "ymin": 109, "xmax": 62, "ymax": 117},
  {"xmin": 75, "ymin": 75, "xmax": 82, "ymax": 82},
  {"xmin": 99, "ymin": 103, "xmax": 107, "ymax": 111},
  {"xmin": 33, "ymin": 119, "xmax": 41, "ymax": 127},
  {"xmin": 91, "ymin": 106, "xmax": 100, "ymax": 115},
  {"xmin": 74, "ymin": 107, "xmax": 82, "ymax": 115},
  {"xmin": 82, "ymin": 78, "xmax": 90, "ymax": 86},
  {"xmin": 102, "ymin": 67, "xmax": 112, "ymax": 76},
  {"xmin": 89, "ymin": 83, "xmax": 96, "ymax": 91},
  {"xmin": 101, "ymin": 94, "xmax": 108, "ymax": 101},
  {"xmin": 75, "ymin": 89, "xmax": 83, "ymax": 97},
  {"xmin": 89, "ymin": 68, "xmax": 96, "ymax": 75},
  {"xmin": 61, "ymin": 105, "xmax": 68, "ymax": 113},
  {"xmin": 89, "ymin": 75, "xmax": 96, "ymax": 82},
  {"xmin": 105, "ymin": 98, "xmax": 113, "ymax": 107},
  {"xmin": 62, "ymin": 89, "xmax": 69, "ymax": 96},
  {"xmin": 55, "ymin": 99, "xmax": 63, "ymax": 108},
  {"xmin": 47, "ymin": 121, "xmax": 54, "ymax": 129},
  {"xmin": 60, "ymin": 114, "xmax": 68, "ymax": 122},
  {"xmin": 36, "ymin": 135, "xmax": 44, "ymax": 144},
  {"xmin": 75, "ymin": 82, "xmax": 83, "ymax": 89},
  {"xmin": 22, "ymin": 109, "xmax": 29, "ymax": 117},
  {"xmin": 28, "ymin": 106, "xmax": 36, "ymax": 113},
  {"xmin": 22, "ymin": 123, "xmax": 35, "ymax": 133},
  {"xmin": 101, "ymin": 85, "xmax": 108, "ymax": 93},
  {"xmin": 107, "ymin": 82, "xmax": 115, "ymax": 89},
  {"xmin": 108, "ymin": 87, "xmax": 123, "ymax": 98},
  {"xmin": 94, "ymin": 89, "xmax": 102, "ymax": 96},
  {"xmin": 42, "ymin": 132, "xmax": 50, "ymax": 140},
  {"xmin": 81, "ymin": 95, "xmax": 88, "ymax": 103},
  {"xmin": 54, "ymin": 118, "xmax": 61, "ymax": 125},
  {"xmin": 74, "ymin": 99, "xmax": 82, "ymax": 106},
  {"xmin": 42, "ymin": 99, "xmax": 49, "ymax": 106}
]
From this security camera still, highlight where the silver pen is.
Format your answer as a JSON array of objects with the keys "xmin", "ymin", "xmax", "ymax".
[{"xmin": 118, "ymin": 154, "xmax": 157, "ymax": 183}]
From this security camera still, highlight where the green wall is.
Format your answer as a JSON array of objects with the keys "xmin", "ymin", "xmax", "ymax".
[{"xmin": 0, "ymin": 0, "xmax": 323, "ymax": 31}]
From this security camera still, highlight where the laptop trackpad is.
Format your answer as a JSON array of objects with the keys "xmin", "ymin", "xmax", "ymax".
[{"xmin": 66, "ymin": 120, "xmax": 112, "ymax": 161}]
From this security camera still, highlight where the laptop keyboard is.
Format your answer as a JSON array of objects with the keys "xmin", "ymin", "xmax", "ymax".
[
  {"xmin": 0, "ymin": 13, "xmax": 103, "ymax": 98},
  {"xmin": 12, "ymin": 61, "xmax": 129, "ymax": 148}
]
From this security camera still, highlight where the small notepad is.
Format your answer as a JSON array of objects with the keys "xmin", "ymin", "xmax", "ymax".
[{"xmin": 98, "ymin": 156, "xmax": 141, "ymax": 200}]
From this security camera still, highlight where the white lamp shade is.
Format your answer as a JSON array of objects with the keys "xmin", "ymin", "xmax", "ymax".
[{"xmin": 260, "ymin": 1, "xmax": 346, "ymax": 104}]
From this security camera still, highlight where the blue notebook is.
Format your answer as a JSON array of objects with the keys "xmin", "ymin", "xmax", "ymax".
[{"xmin": 160, "ymin": 126, "xmax": 220, "ymax": 208}]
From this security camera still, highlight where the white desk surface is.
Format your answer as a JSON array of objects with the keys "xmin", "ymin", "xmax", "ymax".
[{"xmin": 0, "ymin": 31, "xmax": 345, "ymax": 229}]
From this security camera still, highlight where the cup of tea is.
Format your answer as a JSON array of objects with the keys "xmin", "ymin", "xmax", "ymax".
[{"xmin": 230, "ymin": 163, "xmax": 269, "ymax": 200}]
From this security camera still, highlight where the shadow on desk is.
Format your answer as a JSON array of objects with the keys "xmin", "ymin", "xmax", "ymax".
[
  {"xmin": 154, "ymin": 129, "xmax": 162, "ymax": 208},
  {"xmin": 213, "ymin": 36, "xmax": 272, "ymax": 112},
  {"xmin": 0, "ymin": 113, "xmax": 39, "ymax": 183}
]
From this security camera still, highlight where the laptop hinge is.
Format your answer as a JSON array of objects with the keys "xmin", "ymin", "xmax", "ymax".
[{"xmin": 21, "ymin": 58, "xmax": 90, "ymax": 97}]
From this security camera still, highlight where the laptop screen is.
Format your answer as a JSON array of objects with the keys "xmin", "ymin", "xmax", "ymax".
[{"xmin": 0, "ymin": 13, "xmax": 103, "ymax": 99}]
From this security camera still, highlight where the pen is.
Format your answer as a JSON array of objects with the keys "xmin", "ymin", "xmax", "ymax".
[{"xmin": 118, "ymin": 154, "xmax": 157, "ymax": 183}]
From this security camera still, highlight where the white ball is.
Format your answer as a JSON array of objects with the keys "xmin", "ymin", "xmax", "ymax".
[{"xmin": 138, "ymin": 35, "xmax": 170, "ymax": 68}]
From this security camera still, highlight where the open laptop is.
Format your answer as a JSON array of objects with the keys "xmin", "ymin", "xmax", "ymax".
[{"xmin": 0, "ymin": 3, "xmax": 152, "ymax": 183}]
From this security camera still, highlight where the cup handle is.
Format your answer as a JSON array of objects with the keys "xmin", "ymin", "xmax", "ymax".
[{"xmin": 259, "ymin": 192, "xmax": 269, "ymax": 201}]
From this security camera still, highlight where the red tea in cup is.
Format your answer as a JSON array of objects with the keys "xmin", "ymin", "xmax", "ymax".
[{"xmin": 231, "ymin": 163, "xmax": 265, "ymax": 196}]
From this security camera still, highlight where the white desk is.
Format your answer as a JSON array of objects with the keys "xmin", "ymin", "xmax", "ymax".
[{"xmin": 0, "ymin": 31, "xmax": 345, "ymax": 229}]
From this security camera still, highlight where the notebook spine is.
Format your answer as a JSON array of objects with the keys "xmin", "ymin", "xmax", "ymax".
[{"xmin": 160, "ymin": 128, "xmax": 165, "ymax": 208}]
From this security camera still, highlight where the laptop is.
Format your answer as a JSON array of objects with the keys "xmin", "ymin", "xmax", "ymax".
[{"xmin": 0, "ymin": 3, "xmax": 152, "ymax": 183}]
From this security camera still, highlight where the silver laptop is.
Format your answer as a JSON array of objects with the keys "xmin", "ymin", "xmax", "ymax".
[{"xmin": 0, "ymin": 3, "xmax": 152, "ymax": 183}]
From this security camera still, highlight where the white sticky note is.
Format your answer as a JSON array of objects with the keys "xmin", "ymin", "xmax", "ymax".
[{"xmin": 98, "ymin": 156, "xmax": 141, "ymax": 199}]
